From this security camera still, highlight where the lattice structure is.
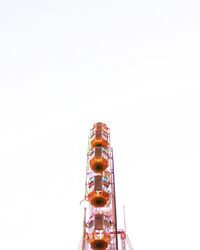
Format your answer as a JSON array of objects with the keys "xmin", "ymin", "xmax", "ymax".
[{"xmin": 79, "ymin": 123, "xmax": 133, "ymax": 250}]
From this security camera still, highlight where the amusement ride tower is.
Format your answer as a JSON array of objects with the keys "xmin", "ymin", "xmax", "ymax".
[{"xmin": 79, "ymin": 122, "xmax": 133, "ymax": 250}]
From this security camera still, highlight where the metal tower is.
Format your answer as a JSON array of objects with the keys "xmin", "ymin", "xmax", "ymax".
[{"xmin": 79, "ymin": 122, "xmax": 133, "ymax": 250}]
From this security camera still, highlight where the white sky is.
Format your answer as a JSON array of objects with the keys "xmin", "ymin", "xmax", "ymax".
[{"xmin": 0, "ymin": 0, "xmax": 200, "ymax": 249}]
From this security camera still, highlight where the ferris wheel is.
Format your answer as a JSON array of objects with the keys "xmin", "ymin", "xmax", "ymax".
[{"xmin": 79, "ymin": 122, "xmax": 133, "ymax": 250}]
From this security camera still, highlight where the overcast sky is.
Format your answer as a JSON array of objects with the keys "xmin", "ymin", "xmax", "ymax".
[{"xmin": 0, "ymin": 0, "xmax": 200, "ymax": 250}]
